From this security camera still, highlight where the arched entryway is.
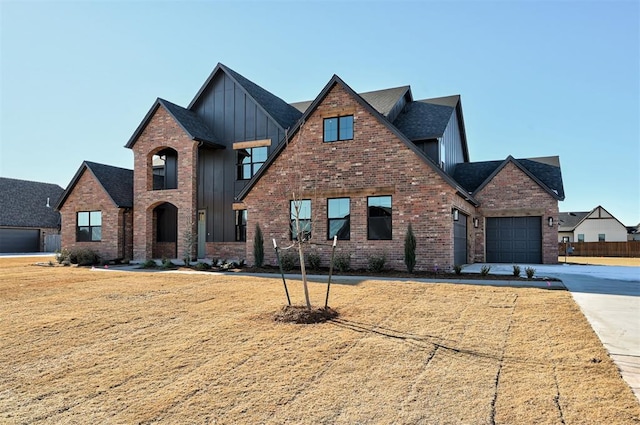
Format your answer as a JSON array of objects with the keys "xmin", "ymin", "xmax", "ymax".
[{"xmin": 153, "ymin": 202, "xmax": 177, "ymax": 259}]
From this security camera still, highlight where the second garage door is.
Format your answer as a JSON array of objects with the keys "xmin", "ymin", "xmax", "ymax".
[
  {"xmin": 486, "ymin": 217, "xmax": 541, "ymax": 263},
  {"xmin": 0, "ymin": 228, "xmax": 40, "ymax": 253}
]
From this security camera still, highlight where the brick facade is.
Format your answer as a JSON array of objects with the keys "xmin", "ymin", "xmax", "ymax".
[
  {"xmin": 244, "ymin": 84, "xmax": 473, "ymax": 271},
  {"xmin": 59, "ymin": 170, "xmax": 131, "ymax": 261},
  {"xmin": 131, "ymin": 106, "xmax": 198, "ymax": 262},
  {"xmin": 474, "ymin": 161, "xmax": 559, "ymax": 264}
]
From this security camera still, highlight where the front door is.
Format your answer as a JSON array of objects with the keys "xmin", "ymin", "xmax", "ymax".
[{"xmin": 197, "ymin": 210, "xmax": 206, "ymax": 259}]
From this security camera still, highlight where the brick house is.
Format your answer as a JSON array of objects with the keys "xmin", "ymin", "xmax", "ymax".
[
  {"xmin": 238, "ymin": 75, "xmax": 564, "ymax": 270},
  {"xmin": 56, "ymin": 161, "xmax": 133, "ymax": 261},
  {"xmin": 57, "ymin": 63, "xmax": 564, "ymax": 268},
  {"xmin": 0, "ymin": 177, "xmax": 63, "ymax": 253}
]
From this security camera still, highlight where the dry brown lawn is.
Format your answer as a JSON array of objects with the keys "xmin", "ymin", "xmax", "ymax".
[
  {"xmin": 559, "ymin": 256, "xmax": 640, "ymax": 267},
  {"xmin": 1, "ymin": 256, "xmax": 639, "ymax": 424}
]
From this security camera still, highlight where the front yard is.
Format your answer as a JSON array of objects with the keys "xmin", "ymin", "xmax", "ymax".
[{"xmin": 1, "ymin": 257, "xmax": 638, "ymax": 424}]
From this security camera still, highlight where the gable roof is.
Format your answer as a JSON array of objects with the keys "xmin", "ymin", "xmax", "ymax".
[
  {"xmin": 290, "ymin": 85, "xmax": 412, "ymax": 118},
  {"xmin": 0, "ymin": 177, "xmax": 63, "ymax": 228},
  {"xmin": 392, "ymin": 100, "xmax": 454, "ymax": 140},
  {"xmin": 56, "ymin": 161, "xmax": 133, "ymax": 210},
  {"xmin": 237, "ymin": 75, "xmax": 478, "ymax": 206},
  {"xmin": 559, "ymin": 205, "xmax": 627, "ymax": 231},
  {"xmin": 558, "ymin": 211, "xmax": 590, "ymax": 231},
  {"xmin": 452, "ymin": 156, "xmax": 565, "ymax": 200},
  {"xmin": 125, "ymin": 98, "xmax": 224, "ymax": 149},
  {"xmin": 188, "ymin": 63, "xmax": 302, "ymax": 131}
]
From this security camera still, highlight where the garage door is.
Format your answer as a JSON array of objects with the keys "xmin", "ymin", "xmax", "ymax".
[
  {"xmin": 0, "ymin": 228, "xmax": 40, "ymax": 253},
  {"xmin": 453, "ymin": 213, "xmax": 467, "ymax": 266},
  {"xmin": 486, "ymin": 217, "xmax": 541, "ymax": 263}
]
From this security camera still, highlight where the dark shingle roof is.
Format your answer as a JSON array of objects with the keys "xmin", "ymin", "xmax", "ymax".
[
  {"xmin": 452, "ymin": 156, "xmax": 565, "ymax": 200},
  {"xmin": 291, "ymin": 86, "xmax": 410, "ymax": 118},
  {"xmin": 558, "ymin": 211, "xmax": 589, "ymax": 231},
  {"xmin": 221, "ymin": 64, "xmax": 302, "ymax": 130},
  {"xmin": 0, "ymin": 178, "xmax": 64, "ymax": 227},
  {"xmin": 85, "ymin": 162, "xmax": 133, "ymax": 207},
  {"xmin": 158, "ymin": 99, "xmax": 221, "ymax": 148},
  {"xmin": 392, "ymin": 100, "xmax": 455, "ymax": 140},
  {"xmin": 56, "ymin": 162, "xmax": 133, "ymax": 210}
]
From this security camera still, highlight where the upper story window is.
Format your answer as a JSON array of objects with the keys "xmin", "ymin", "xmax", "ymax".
[
  {"xmin": 598, "ymin": 233, "xmax": 606, "ymax": 242},
  {"xmin": 577, "ymin": 234, "xmax": 585, "ymax": 242},
  {"xmin": 153, "ymin": 148, "xmax": 178, "ymax": 190},
  {"xmin": 237, "ymin": 147, "xmax": 267, "ymax": 180},
  {"xmin": 290, "ymin": 199, "xmax": 311, "ymax": 241},
  {"xmin": 368, "ymin": 196, "xmax": 392, "ymax": 240},
  {"xmin": 327, "ymin": 198, "xmax": 350, "ymax": 240},
  {"xmin": 235, "ymin": 210, "xmax": 247, "ymax": 242},
  {"xmin": 77, "ymin": 211, "xmax": 102, "ymax": 242},
  {"xmin": 324, "ymin": 115, "xmax": 354, "ymax": 142}
]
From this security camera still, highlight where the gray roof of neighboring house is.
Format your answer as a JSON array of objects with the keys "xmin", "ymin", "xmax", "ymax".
[
  {"xmin": 558, "ymin": 211, "xmax": 590, "ymax": 231},
  {"xmin": 452, "ymin": 156, "xmax": 565, "ymax": 200},
  {"xmin": 221, "ymin": 64, "xmax": 302, "ymax": 130},
  {"xmin": 56, "ymin": 161, "xmax": 133, "ymax": 210},
  {"xmin": 0, "ymin": 177, "xmax": 64, "ymax": 228}
]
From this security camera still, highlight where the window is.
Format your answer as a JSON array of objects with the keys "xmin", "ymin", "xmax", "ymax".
[
  {"xmin": 235, "ymin": 210, "xmax": 247, "ymax": 242},
  {"xmin": 77, "ymin": 211, "xmax": 102, "ymax": 242},
  {"xmin": 290, "ymin": 199, "xmax": 311, "ymax": 241},
  {"xmin": 327, "ymin": 198, "xmax": 350, "ymax": 240},
  {"xmin": 578, "ymin": 234, "xmax": 585, "ymax": 242},
  {"xmin": 237, "ymin": 147, "xmax": 267, "ymax": 180},
  {"xmin": 152, "ymin": 148, "xmax": 178, "ymax": 190},
  {"xmin": 368, "ymin": 196, "xmax": 392, "ymax": 240},
  {"xmin": 598, "ymin": 233, "xmax": 605, "ymax": 242},
  {"xmin": 323, "ymin": 115, "xmax": 354, "ymax": 142}
]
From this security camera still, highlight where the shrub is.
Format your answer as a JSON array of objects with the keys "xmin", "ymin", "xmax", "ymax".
[
  {"xmin": 333, "ymin": 252, "xmax": 351, "ymax": 273},
  {"xmin": 141, "ymin": 259, "xmax": 157, "ymax": 269},
  {"xmin": 279, "ymin": 251, "xmax": 298, "ymax": 271},
  {"xmin": 453, "ymin": 264, "xmax": 462, "ymax": 275},
  {"xmin": 404, "ymin": 224, "xmax": 417, "ymax": 273},
  {"xmin": 254, "ymin": 224, "xmax": 264, "ymax": 267},
  {"xmin": 512, "ymin": 265, "xmax": 521, "ymax": 277},
  {"xmin": 367, "ymin": 253, "xmax": 386, "ymax": 273},
  {"xmin": 194, "ymin": 262, "xmax": 212, "ymax": 271},
  {"xmin": 55, "ymin": 249, "xmax": 69, "ymax": 264},
  {"xmin": 161, "ymin": 258, "xmax": 175, "ymax": 269},
  {"xmin": 67, "ymin": 248, "xmax": 100, "ymax": 266},
  {"xmin": 480, "ymin": 265, "xmax": 491, "ymax": 276},
  {"xmin": 307, "ymin": 252, "xmax": 321, "ymax": 271},
  {"xmin": 525, "ymin": 267, "xmax": 536, "ymax": 279}
]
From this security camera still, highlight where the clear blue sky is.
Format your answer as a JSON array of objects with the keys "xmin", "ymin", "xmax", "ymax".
[{"xmin": 1, "ymin": 1, "xmax": 638, "ymax": 225}]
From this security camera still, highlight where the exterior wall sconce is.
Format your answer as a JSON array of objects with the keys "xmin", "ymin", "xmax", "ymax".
[
  {"xmin": 548, "ymin": 217, "xmax": 554, "ymax": 227},
  {"xmin": 473, "ymin": 217, "xmax": 479, "ymax": 228},
  {"xmin": 452, "ymin": 208, "xmax": 459, "ymax": 221}
]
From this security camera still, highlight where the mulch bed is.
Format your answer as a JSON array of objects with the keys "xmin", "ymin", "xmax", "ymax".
[{"xmin": 273, "ymin": 305, "xmax": 339, "ymax": 324}]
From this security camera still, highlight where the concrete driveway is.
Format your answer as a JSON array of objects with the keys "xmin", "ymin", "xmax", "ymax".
[{"xmin": 464, "ymin": 262, "xmax": 640, "ymax": 402}]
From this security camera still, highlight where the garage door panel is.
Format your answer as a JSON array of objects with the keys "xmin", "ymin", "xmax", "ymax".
[
  {"xmin": 0, "ymin": 228, "xmax": 40, "ymax": 253},
  {"xmin": 486, "ymin": 217, "xmax": 541, "ymax": 263}
]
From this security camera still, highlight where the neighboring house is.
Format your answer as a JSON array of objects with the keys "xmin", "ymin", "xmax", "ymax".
[
  {"xmin": 627, "ymin": 224, "xmax": 640, "ymax": 241},
  {"xmin": 56, "ymin": 161, "xmax": 134, "ymax": 261},
  {"xmin": 0, "ymin": 177, "xmax": 63, "ymax": 253},
  {"xmin": 558, "ymin": 205, "xmax": 628, "ymax": 242},
  {"xmin": 58, "ymin": 63, "xmax": 565, "ymax": 269}
]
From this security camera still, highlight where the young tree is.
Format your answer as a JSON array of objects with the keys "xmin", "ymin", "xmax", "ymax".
[
  {"xmin": 254, "ymin": 223, "xmax": 264, "ymax": 267},
  {"xmin": 404, "ymin": 223, "xmax": 417, "ymax": 273},
  {"xmin": 291, "ymin": 193, "xmax": 312, "ymax": 309}
]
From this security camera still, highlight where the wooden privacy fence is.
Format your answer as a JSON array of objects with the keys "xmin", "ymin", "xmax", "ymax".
[{"xmin": 558, "ymin": 241, "xmax": 640, "ymax": 258}]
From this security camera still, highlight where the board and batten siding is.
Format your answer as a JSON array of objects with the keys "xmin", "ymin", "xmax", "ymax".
[
  {"xmin": 193, "ymin": 72, "xmax": 286, "ymax": 243},
  {"xmin": 439, "ymin": 108, "xmax": 465, "ymax": 175}
]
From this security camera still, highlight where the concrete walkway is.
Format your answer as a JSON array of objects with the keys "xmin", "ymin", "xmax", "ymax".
[{"xmin": 463, "ymin": 263, "xmax": 640, "ymax": 403}]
